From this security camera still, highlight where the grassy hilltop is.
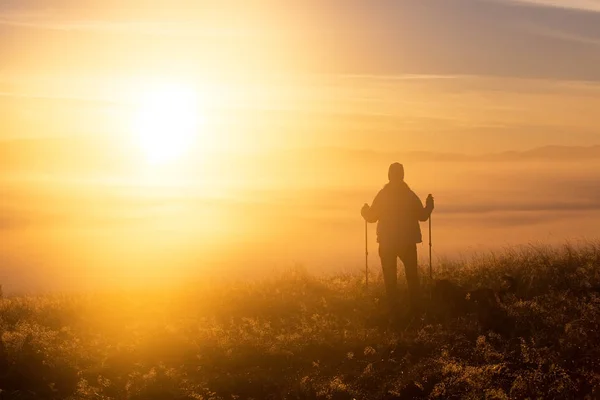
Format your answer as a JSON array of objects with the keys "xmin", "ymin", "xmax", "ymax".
[{"xmin": 0, "ymin": 243, "xmax": 599, "ymax": 399}]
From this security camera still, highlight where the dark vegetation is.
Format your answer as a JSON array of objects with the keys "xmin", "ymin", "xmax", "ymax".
[{"xmin": 1, "ymin": 243, "xmax": 600, "ymax": 399}]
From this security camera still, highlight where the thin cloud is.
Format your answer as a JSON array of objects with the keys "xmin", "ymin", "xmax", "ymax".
[
  {"xmin": 337, "ymin": 74, "xmax": 467, "ymax": 82},
  {"xmin": 442, "ymin": 201, "xmax": 600, "ymax": 214},
  {"xmin": 507, "ymin": 0, "xmax": 600, "ymax": 12},
  {"xmin": 520, "ymin": 22, "xmax": 600, "ymax": 47},
  {"xmin": 0, "ymin": 18, "xmax": 194, "ymax": 37},
  {"xmin": 0, "ymin": 12, "xmax": 246, "ymax": 38},
  {"xmin": 0, "ymin": 91, "xmax": 121, "ymax": 107}
]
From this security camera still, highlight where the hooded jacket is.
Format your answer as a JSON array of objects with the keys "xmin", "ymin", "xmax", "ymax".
[{"xmin": 363, "ymin": 182, "xmax": 432, "ymax": 246}]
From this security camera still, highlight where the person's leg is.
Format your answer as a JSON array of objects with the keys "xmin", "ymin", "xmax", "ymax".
[
  {"xmin": 399, "ymin": 244, "xmax": 420, "ymax": 312},
  {"xmin": 379, "ymin": 244, "xmax": 399, "ymax": 310}
]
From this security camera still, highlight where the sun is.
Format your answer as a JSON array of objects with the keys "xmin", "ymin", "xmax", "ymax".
[{"xmin": 132, "ymin": 84, "xmax": 200, "ymax": 165}]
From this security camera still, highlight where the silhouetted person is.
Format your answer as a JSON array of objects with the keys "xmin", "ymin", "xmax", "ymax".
[{"xmin": 361, "ymin": 163, "xmax": 434, "ymax": 313}]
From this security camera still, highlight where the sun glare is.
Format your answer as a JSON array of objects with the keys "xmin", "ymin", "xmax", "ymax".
[{"xmin": 133, "ymin": 84, "xmax": 200, "ymax": 165}]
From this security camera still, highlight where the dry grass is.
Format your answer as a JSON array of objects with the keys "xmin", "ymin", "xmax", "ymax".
[{"xmin": 0, "ymin": 243, "xmax": 600, "ymax": 399}]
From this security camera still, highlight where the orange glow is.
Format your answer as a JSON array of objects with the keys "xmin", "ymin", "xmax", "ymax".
[{"xmin": 2, "ymin": 1, "xmax": 600, "ymax": 293}]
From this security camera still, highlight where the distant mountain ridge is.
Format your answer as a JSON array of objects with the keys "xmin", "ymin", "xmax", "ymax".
[
  {"xmin": 2, "ymin": 137, "xmax": 600, "ymax": 174},
  {"xmin": 488, "ymin": 145, "xmax": 600, "ymax": 161},
  {"xmin": 296, "ymin": 144, "xmax": 600, "ymax": 163}
]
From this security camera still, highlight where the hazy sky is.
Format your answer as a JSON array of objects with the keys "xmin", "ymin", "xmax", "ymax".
[
  {"xmin": 2, "ymin": 1, "xmax": 600, "ymax": 291},
  {"xmin": 2, "ymin": 0, "xmax": 600, "ymax": 152},
  {"xmin": 2, "ymin": 0, "xmax": 600, "ymax": 79}
]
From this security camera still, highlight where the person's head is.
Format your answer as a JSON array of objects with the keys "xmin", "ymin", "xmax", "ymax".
[{"xmin": 388, "ymin": 162, "xmax": 405, "ymax": 183}]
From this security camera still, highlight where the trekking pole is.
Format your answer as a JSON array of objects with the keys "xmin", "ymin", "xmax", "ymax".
[
  {"xmin": 429, "ymin": 215, "xmax": 433, "ymax": 281},
  {"xmin": 365, "ymin": 220, "xmax": 369, "ymax": 288}
]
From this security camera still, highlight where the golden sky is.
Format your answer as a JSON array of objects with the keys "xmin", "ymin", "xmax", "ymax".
[
  {"xmin": 2, "ymin": 0, "xmax": 600, "ymax": 291},
  {"xmin": 1, "ymin": 1, "xmax": 600, "ymax": 152}
]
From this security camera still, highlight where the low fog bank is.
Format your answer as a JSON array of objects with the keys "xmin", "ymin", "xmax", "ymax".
[{"xmin": 2, "ymin": 153, "xmax": 600, "ymax": 293}]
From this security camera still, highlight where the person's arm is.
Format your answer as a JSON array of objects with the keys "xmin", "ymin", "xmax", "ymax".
[
  {"xmin": 414, "ymin": 192, "xmax": 434, "ymax": 221},
  {"xmin": 361, "ymin": 190, "xmax": 383, "ymax": 223}
]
